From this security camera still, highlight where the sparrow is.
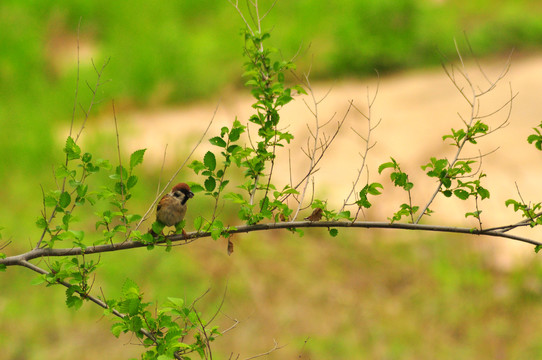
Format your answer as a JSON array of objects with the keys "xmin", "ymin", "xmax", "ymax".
[
  {"xmin": 304, "ymin": 208, "xmax": 323, "ymax": 222},
  {"xmin": 151, "ymin": 183, "xmax": 194, "ymax": 236}
]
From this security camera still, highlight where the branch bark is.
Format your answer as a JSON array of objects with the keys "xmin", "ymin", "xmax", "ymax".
[{"xmin": 2, "ymin": 220, "xmax": 539, "ymax": 267}]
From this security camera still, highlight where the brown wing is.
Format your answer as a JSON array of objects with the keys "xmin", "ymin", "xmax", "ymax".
[{"xmin": 156, "ymin": 194, "xmax": 168, "ymax": 212}]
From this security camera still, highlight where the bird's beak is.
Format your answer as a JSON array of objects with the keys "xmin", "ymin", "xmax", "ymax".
[{"xmin": 188, "ymin": 191, "xmax": 194, "ymax": 198}]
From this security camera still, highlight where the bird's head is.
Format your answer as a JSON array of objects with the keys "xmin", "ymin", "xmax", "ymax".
[{"xmin": 171, "ymin": 183, "xmax": 194, "ymax": 202}]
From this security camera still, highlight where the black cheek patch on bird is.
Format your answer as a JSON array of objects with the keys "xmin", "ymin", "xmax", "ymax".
[{"xmin": 180, "ymin": 189, "xmax": 193, "ymax": 205}]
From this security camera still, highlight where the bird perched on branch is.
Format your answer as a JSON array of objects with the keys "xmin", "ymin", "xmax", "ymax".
[{"xmin": 150, "ymin": 183, "xmax": 194, "ymax": 237}]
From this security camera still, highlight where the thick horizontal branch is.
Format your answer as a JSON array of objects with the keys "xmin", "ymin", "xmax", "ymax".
[{"xmin": 1, "ymin": 221, "xmax": 539, "ymax": 267}]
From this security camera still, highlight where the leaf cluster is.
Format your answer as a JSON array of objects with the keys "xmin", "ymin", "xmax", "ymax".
[{"xmin": 108, "ymin": 280, "xmax": 218, "ymax": 360}]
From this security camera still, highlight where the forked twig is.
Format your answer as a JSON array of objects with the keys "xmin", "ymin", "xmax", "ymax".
[
  {"xmin": 340, "ymin": 77, "xmax": 381, "ymax": 214},
  {"xmin": 416, "ymin": 40, "xmax": 513, "ymax": 224},
  {"xmin": 244, "ymin": 339, "xmax": 284, "ymax": 360}
]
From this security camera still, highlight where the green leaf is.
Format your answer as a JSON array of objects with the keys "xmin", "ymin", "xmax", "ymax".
[
  {"xmin": 187, "ymin": 183, "xmax": 205, "ymax": 193},
  {"xmin": 193, "ymin": 216, "xmax": 204, "ymax": 230},
  {"xmin": 203, "ymin": 151, "xmax": 216, "ymax": 171},
  {"xmin": 67, "ymin": 230, "xmax": 85, "ymax": 241},
  {"xmin": 527, "ymin": 134, "xmax": 540, "ymax": 143},
  {"xmin": 166, "ymin": 297, "xmax": 184, "ymax": 308},
  {"xmin": 152, "ymin": 221, "xmax": 165, "ymax": 235},
  {"xmin": 174, "ymin": 220, "xmax": 186, "ymax": 233},
  {"xmin": 210, "ymin": 220, "xmax": 224, "ymax": 240},
  {"xmin": 329, "ymin": 228, "xmax": 339, "ymax": 237},
  {"xmin": 453, "ymin": 189, "xmax": 470, "ymax": 200},
  {"xmin": 55, "ymin": 165, "xmax": 72, "ymax": 179},
  {"xmin": 44, "ymin": 194, "xmax": 58, "ymax": 207},
  {"xmin": 30, "ymin": 274, "xmax": 46, "ymax": 284},
  {"xmin": 336, "ymin": 211, "xmax": 352, "ymax": 220},
  {"xmin": 126, "ymin": 175, "xmax": 138, "ymax": 189},
  {"xmin": 209, "ymin": 136, "xmax": 227, "ymax": 148},
  {"xmin": 82, "ymin": 152, "xmax": 92, "ymax": 163},
  {"xmin": 111, "ymin": 322, "xmax": 126, "ymax": 338},
  {"xmin": 477, "ymin": 186, "xmax": 490, "ymax": 200},
  {"xmin": 66, "ymin": 292, "xmax": 83, "ymax": 309},
  {"xmin": 76, "ymin": 184, "xmax": 88, "ymax": 198},
  {"xmin": 221, "ymin": 126, "xmax": 230, "ymax": 137},
  {"xmin": 204, "ymin": 177, "xmax": 216, "ymax": 192},
  {"xmin": 367, "ymin": 182, "xmax": 383, "ymax": 195},
  {"xmin": 188, "ymin": 160, "xmax": 206, "ymax": 174},
  {"xmin": 505, "ymin": 199, "xmax": 518, "ymax": 208},
  {"xmin": 129, "ymin": 149, "xmax": 146, "ymax": 169},
  {"xmin": 466, "ymin": 210, "xmax": 482, "ymax": 218},
  {"xmin": 535, "ymin": 245, "xmax": 542, "ymax": 253},
  {"xmin": 64, "ymin": 136, "xmax": 81, "ymax": 160},
  {"xmin": 229, "ymin": 127, "xmax": 244, "ymax": 142},
  {"xmin": 224, "ymin": 192, "xmax": 245, "ymax": 204},
  {"xmin": 125, "ymin": 214, "xmax": 142, "ymax": 223},
  {"xmin": 378, "ymin": 158, "xmax": 397, "ymax": 174},
  {"xmin": 36, "ymin": 217, "xmax": 48, "ymax": 229},
  {"xmin": 59, "ymin": 191, "xmax": 71, "ymax": 208},
  {"xmin": 121, "ymin": 278, "xmax": 140, "ymax": 298}
]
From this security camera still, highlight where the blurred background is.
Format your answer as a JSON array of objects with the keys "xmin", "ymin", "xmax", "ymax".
[{"xmin": 3, "ymin": 0, "xmax": 542, "ymax": 359}]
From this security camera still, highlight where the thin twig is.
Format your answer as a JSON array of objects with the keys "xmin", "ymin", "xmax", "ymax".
[
  {"xmin": 244, "ymin": 339, "xmax": 284, "ymax": 360},
  {"xmin": 415, "ymin": 41, "xmax": 512, "ymax": 224},
  {"xmin": 136, "ymin": 102, "xmax": 218, "ymax": 230}
]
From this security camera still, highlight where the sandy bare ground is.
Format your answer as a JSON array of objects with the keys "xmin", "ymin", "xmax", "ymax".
[{"xmin": 92, "ymin": 53, "xmax": 542, "ymax": 268}]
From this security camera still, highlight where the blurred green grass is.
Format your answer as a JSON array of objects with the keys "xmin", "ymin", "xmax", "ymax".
[
  {"xmin": 2, "ymin": 0, "xmax": 542, "ymax": 178},
  {"xmin": 3, "ymin": 0, "xmax": 542, "ymax": 358}
]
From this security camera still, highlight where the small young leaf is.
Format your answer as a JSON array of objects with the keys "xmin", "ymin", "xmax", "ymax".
[
  {"xmin": 329, "ymin": 228, "xmax": 339, "ymax": 237},
  {"xmin": 129, "ymin": 149, "xmax": 146, "ymax": 169}
]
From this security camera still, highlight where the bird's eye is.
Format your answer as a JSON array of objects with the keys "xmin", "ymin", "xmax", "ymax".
[{"xmin": 173, "ymin": 191, "xmax": 183, "ymax": 198}]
